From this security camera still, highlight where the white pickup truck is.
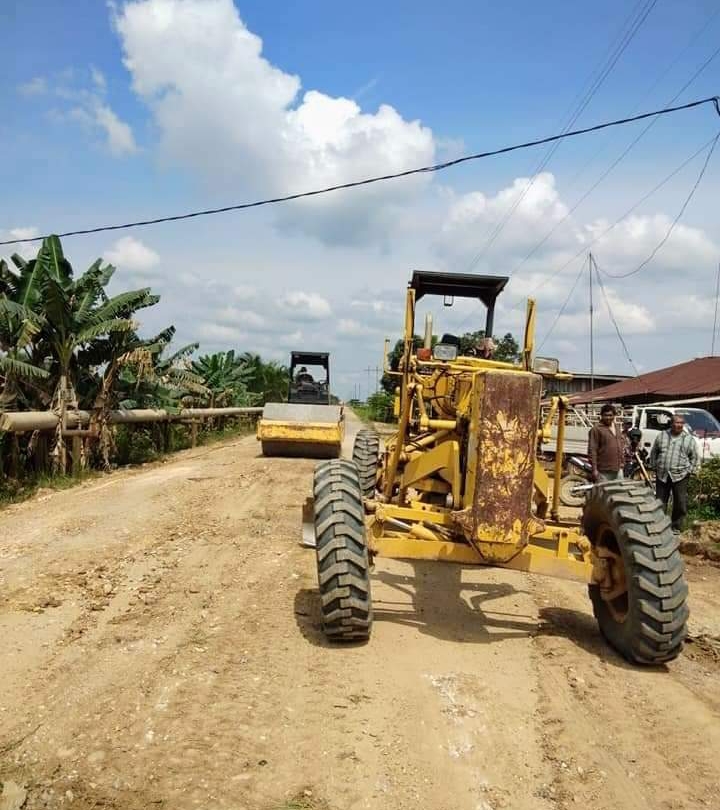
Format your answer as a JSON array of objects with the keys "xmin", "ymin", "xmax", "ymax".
[
  {"xmin": 630, "ymin": 405, "xmax": 720, "ymax": 462},
  {"xmin": 541, "ymin": 403, "xmax": 720, "ymax": 462}
]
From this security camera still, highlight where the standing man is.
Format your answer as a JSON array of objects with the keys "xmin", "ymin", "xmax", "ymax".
[
  {"xmin": 588, "ymin": 404, "xmax": 625, "ymax": 482},
  {"xmin": 650, "ymin": 413, "xmax": 699, "ymax": 534}
]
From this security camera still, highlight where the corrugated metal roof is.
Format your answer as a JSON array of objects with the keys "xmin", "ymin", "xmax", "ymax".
[{"xmin": 572, "ymin": 356, "xmax": 720, "ymax": 403}]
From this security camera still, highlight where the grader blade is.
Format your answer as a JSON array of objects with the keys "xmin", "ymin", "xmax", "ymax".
[{"xmin": 301, "ymin": 496, "xmax": 316, "ymax": 547}]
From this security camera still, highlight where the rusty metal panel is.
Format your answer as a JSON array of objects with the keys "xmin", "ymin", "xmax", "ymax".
[{"xmin": 454, "ymin": 370, "xmax": 542, "ymax": 556}]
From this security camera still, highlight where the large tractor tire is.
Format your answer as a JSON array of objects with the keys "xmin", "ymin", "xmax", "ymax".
[
  {"xmin": 583, "ymin": 481, "xmax": 689, "ymax": 665},
  {"xmin": 352, "ymin": 429, "xmax": 380, "ymax": 499},
  {"xmin": 312, "ymin": 459, "xmax": 373, "ymax": 641}
]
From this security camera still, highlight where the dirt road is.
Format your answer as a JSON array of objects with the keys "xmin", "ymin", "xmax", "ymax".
[{"xmin": 2, "ymin": 414, "xmax": 720, "ymax": 810}]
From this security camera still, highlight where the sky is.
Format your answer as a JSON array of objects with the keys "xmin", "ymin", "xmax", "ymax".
[{"xmin": 1, "ymin": 0, "xmax": 719, "ymax": 399}]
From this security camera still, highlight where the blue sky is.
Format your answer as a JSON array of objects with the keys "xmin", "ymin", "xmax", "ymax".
[{"xmin": 2, "ymin": 0, "xmax": 720, "ymax": 396}]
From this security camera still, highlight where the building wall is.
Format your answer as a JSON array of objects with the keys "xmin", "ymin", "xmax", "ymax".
[{"xmin": 544, "ymin": 375, "xmax": 628, "ymax": 396}]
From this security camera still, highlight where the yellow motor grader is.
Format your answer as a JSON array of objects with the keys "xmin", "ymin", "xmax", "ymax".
[{"xmin": 306, "ymin": 271, "xmax": 688, "ymax": 665}]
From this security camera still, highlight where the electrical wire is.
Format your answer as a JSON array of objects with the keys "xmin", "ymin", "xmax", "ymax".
[
  {"xmin": 462, "ymin": 0, "xmax": 658, "ymax": 272},
  {"xmin": 505, "ymin": 39, "xmax": 720, "ymax": 282},
  {"xmin": 536, "ymin": 256, "xmax": 588, "ymax": 350},
  {"xmin": 562, "ymin": 5, "xmax": 720, "ymax": 191},
  {"xmin": 455, "ymin": 130, "xmax": 720, "ymax": 331},
  {"xmin": 596, "ymin": 131, "xmax": 719, "ymax": 279},
  {"xmin": 1, "ymin": 95, "xmax": 718, "ymax": 247},
  {"xmin": 592, "ymin": 260, "xmax": 641, "ymax": 375}
]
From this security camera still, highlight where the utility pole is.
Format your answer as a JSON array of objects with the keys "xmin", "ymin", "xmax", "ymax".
[
  {"xmin": 364, "ymin": 366, "xmax": 381, "ymax": 399},
  {"xmin": 589, "ymin": 253, "xmax": 595, "ymax": 393},
  {"xmin": 712, "ymin": 262, "xmax": 720, "ymax": 356}
]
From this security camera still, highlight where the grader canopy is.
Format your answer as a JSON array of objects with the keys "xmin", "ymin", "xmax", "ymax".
[{"xmin": 305, "ymin": 271, "xmax": 689, "ymax": 665}]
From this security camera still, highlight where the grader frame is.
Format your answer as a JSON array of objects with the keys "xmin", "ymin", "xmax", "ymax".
[{"xmin": 369, "ymin": 270, "xmax": 592, "ymax": 583}]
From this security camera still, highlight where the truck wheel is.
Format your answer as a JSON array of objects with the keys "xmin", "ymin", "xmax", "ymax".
[
  {"xmin": 583, "ymin": 481, "xmax": 688, "ymax": 665},
  {"xmin": 352, "ymin": 429, "xmax": 380, "ymax": 499},
  {"xmin": 559, "ymin": 474, "xmax": 587, "ymax": 508},
  {"xmin": 313, "ymin": 459, "xmax": 373, "ymax": 641}
]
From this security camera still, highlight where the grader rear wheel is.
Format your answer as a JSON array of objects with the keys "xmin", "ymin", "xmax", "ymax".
[
  {"xmin": 583, "ymin": 481, "xmax": 688, "ymax": 664},
  {"xmin": 312, "ymin": 459, "xmax": 373, "ymax": 641},
  {"xmin": 352, "ymin": 429, "xmax": 380, "ymax": 499}
]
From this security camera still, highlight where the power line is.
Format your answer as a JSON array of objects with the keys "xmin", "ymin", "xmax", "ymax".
[
  {"xmin": 1, "ymin": 95, "xmax": 719, "ymax": 247},
  {"xmin": 597, "ymin": 131, "xmax": 719, "ymax": 279},
  {"xmin": 462, "ymin": 0, "xmax": 658, "ymax": 272},
  {"xmin": 561, "ymin": 5, "xmax": 720, "ymax": 192},
  {"xmin": 456, "ymin": 130, "xmax": 720, "ymax": 332},
  {"xmin": 504, "ymin": 35, "xmax": 720, "ymax": 286},
  {"xmin": 536, "ymin": 256, "xmax": 588, "ymax": 351},
  {"xmin": 592, "ymin": 258, "xmax": 641, "ymax": 376}
]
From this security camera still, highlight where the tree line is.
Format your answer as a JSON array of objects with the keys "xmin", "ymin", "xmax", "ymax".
[{"xmin": 0, "ymin": 236, "xmax": 290, "ymax": 477}]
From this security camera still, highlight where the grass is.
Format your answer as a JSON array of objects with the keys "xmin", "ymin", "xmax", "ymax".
[
  {"xmin": 0, "ymin": 419, "xmax": 254, "ymax": 510},
  {"xmin": 688, "ymin": 504, "xmax": 720, "ymax": 523},
  {"xmin": 351, "ymin": 404, "xmax": 373, "ymax": 424},
  {"xmin": 0, "ymin": 470, "xmax": 100, "ymax": 508}
]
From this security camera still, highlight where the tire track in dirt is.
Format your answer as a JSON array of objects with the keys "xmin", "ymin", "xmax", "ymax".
[
  {"xmin": 1, "ymin": 422, "xmax": 720, "ymax": 810},
  {"xmin": 530, "ymin": 574, "xmax": 720, "ymax": 809}
]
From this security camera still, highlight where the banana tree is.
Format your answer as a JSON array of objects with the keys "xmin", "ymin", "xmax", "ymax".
[
  {"xmin": 192, "ymin": 350, "xmax": 258, "ymax": 407},
  {"xmin": 0, "ymin": 257, "xmax": 50, "ymax": 410},
  {"xmin": 31, "ymin": 236, "xmax": 156, "ymax": 469},
  {"xmin": 239, "ymin": 352, "xmax": 289, "ymax": 403}
]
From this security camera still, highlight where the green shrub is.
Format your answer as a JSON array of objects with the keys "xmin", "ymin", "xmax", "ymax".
[{"xmin": 689, "ymin": 458, "xmax": 720, "ymax": 520}]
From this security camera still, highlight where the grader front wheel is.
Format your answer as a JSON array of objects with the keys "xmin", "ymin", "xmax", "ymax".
[
  {"xmin": 583, "ymin": 481, "xmax": 689, "ymax": 665},
  {"xmin": 352, "ymin": 429, "xmax": 380, "ymax": 499},
  {"xmin": 312, "ymin": 459, "xmax": 373, "ymax": 641}
]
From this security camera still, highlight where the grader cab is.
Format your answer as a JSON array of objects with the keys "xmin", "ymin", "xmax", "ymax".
[{"xmin": 308, "ymin": 271, "xmax": 688, "ymax": 664}]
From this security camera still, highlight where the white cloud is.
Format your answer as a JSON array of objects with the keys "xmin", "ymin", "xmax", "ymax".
[
  {"xmin": 90, "ymin": 66, "xmax": 107, "ymax": 91},
  {"xmin": 113, "ymin": 0, "xmax": 435, "ymax": 243},
  {"xmin": 42, "ymin": 67, "xmax": 138, "ymax": 156},
  {"xmin": 7, "ymin": 227, "xmax": 40, "ymax": 241},
  {"xmin": 279, "ymin": 291, "xmax": 332, "ymax": 320},
  {"xmin": 104, "ymin": 236, "xmax": 160, "ymax": 271},
  {"xmin": 1, "ymin": 227, "xmax": 40, "ymax": 260},
  {"xmin": 233, "ymin": 285, "xmax": 257, "ymax": 300},
  {"xmin": 198, "ymin": 323, "xmax": 248, "ymax": 342},
  {"xmin": 215, "ymin": 307, "xmax": 266, "ymax": 330},
  {"xmin": 18, "ymin": 77, "xmax": 47, "ymax": 96},
  {"xmin": 69, "ymin": 101, "xmax": 138, "ymax": 156},
  {"xmin": 94, "ymin": 104, "xmax": 137, "ymax": 155},
  {"xmin": 337, "ymin": 318, "xmax": 378, "ymax": 337},
  {"xmin": 436, "ymin": 173, "xmax": 573, "ymax": 270}
]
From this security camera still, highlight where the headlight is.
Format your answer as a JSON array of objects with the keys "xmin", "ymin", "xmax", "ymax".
[
  {"xmin": 433, "ymin": 343, "xmax": 458, "ymax": 361},
  {"xmin": 532, "ymin": 356, "xmax": 560, "ymax": 375}
]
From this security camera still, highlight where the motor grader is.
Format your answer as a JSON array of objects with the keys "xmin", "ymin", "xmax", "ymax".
[{"xmin": 307, "ymin": 271, "xmax": 688, "ymax": 665}]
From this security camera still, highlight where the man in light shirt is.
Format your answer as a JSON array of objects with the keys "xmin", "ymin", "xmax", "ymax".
[{"xmin": 650, "ymin": 413, "xmax": 700, "ymax": 534}]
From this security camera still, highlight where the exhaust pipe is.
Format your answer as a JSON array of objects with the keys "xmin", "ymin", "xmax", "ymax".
[{"xmin": 424, "ymin": 313, "xmax": 433, "ymax": 350}]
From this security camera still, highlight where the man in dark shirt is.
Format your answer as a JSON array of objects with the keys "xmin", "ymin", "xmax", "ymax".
[{"xmin": 588, "ymin": 404, "xmax": 625, "ymax": 482}]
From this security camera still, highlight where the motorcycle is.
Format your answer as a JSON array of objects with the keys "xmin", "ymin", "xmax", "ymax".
[
  {"xmin": 558, "ymin": 455, "xmax": 595, "ymax": 508},
  {"xmin": 558, "ymin": 448, "xmax": 652, "ymax": 508}
]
